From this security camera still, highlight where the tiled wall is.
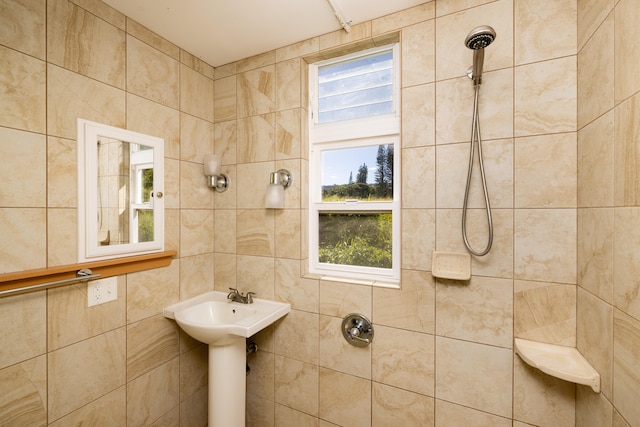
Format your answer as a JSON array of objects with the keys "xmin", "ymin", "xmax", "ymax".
[
  {"xmin": 575, "ymin": 0, "xmax": 640, "ymax": 426},
  {"xmin": 1, "ymin": 1, "xmax": 639, "ymax": 427}
]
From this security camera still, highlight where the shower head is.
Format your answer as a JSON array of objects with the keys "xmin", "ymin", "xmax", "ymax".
[{"xmin": 465, "ymin": 25, "xmax": 496, "ymax": 85}]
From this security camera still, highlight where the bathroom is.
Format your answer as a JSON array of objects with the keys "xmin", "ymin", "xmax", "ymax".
[{"xmin": 0, "ymin": 0, "xmax": 639, "ymax": 425}]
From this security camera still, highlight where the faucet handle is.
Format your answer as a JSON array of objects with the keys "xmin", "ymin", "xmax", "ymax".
[
  {"xmin": 246, "ymin": 291, "xmax": 256, "ymax": 303},
  {"xmin": 227, "ymin": 288, "xmax": 239, "ymax": 299}
]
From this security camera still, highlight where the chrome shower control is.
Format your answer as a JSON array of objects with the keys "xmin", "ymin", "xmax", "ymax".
[{"xmin": 341, "ymin": 313, "xmax": 374, "ymax": 347}]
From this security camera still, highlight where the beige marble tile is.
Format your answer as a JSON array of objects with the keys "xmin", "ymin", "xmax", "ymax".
[
  {"xmin": 237, "ymin": 65, "xmax": 275, "ymax": 118},
  {"xmin": 127, "ymin": 94, "xmax": 180, "ymax": 159},
  {"xmin": 275, "ymin": 404, "xmax": 319, "ymax": 427},
  {"xmin": 181, "ymin": 49, "xmax": 214, "ymax": 79},
  {"xmin": 402, "ymin": 146, "xmax": 435, "ymax": 208},
  {"xmin": 48, "ymin": 328, "xmax": 126, "ymax": 420},
  {"xmin": 72, "ymin": 0, "xmax": 125, "ymax": 29},
  {"xmin": 614, "ymin": 93, "xmax": 640, "ymax": 206},
  {"xmin": 179, "ymin": 388, "xmax": 207, "ymax": 427},
  {"xmin": 214, "ymin": 252, "xmax": 237, "ymax": 292},
  {"xmin": 274, "ymin": 309, "xmax": 319, "ymax": 364},
  {"xmin": 0, "ymin": 355, "xmax": 47, "ymax": 426},
  {"xmin": 277, "ymin": 38, "xmax": 319, "ymax": 62},
  {"xmin": 435, "ymin": 0, "xmax": 513, "ymax": 81},
  {"xmin": 180, "ymin": 113, "xmax": 214, "ymax": 164},
  {"xmin": 577, "ymin": 287, "xmax": 613, "ymax": 397},
  {"xmin": 274, "ymin": 355, "xmax": 319, "ymax": 416},
  {"xmin": 214, "ymin": 119, "xmax": 237, "ymax": 166},
  {"xmin": 0, "ymin": 46, "xmax": 46, "ymax": 133},
  {"xmin": 214, "ymin": 164, "xmax": 237, "ymax": 210},
  {"xmin": 180, "ymin": 209, "xmax": 214, "ymax": 257},
  {"xmin": 275, "ymin": 258, "xmax": 319, "ymax": 312},
  {"xmin": 515, "ymin": 132, "xmax": 577, "ymax": 208},
  {"xmin": 47, "ymin": 136, "xmax": 77, "ymax": 208},
  {"xmin": 436, "ymin": 138, "xmax": 513, "ymax": 209},
  {"xmin": 578, "ymin": 0, "xmax": 614, "ymax": 49},
  {"xmin": 614, "ymin": 0, "xmax": 640, "ymax": 103},
  {"xmin": 179, "ymin": 253, "xmax": 214, "ymax": 299},
  {"xmin": 0, "ymin": 291, "xmax": 46, "ymax": 369},
  {"xmin": 401, "ymin": 208, "xmax": 435, "ymax": 270},
  {"xmin": 372, "ymin": 325, "xmax": 434, "ymax": 396},
  {"xmin": 178, "ymin": 343, "xmax": 207, "ymax": 399},
  {"xmin": 276, "ymin": 58, "xmax": 301, "ymax": 110},
  {"xmin": 48, "ymin": 277, "xmax": 126, "ymax": 350},
  {"xmin": 126, "ymin": 358, "xmax": 180, "ymax": 427},
  {"xmin": 514, "ymin": 209, "xmax": 577, "ymax": 284},
  {"xmin": 246, "ymin": 392, "xmax": 275, "ymax": 427},
  {"xmin": 577, "ymin": 12, "xmax": 614, "ymax": 128},
  {"xmin": 372, "ymin": 382, "xmax": 434, "ymax": 426},
  {"xmin": 276, "ymin": 108, "xmax": 302, "ymax": 159},
  {"xmin": 179, "ymin": 160, "xmax": 213, "ymax": 209},
  {"xmin": 402, "ymin": 20, "xmax": 435, "ymax": 87},
  {"xmin": 47, "ymin": 63, "xmax": 125, "ymax": 139},
  {"xmin": 435, "ymin": 208, "xmax": 514, "ymax": 279},
  {"xmin": 614, "ymin": 408, "xmax": 632, "ymax": 427},
  {"xmin": 214, "ymin": 209, "xmax": 236, "ymax": 253},
  {"xmin": 215, "ymin": 62, "xmax": 236, "ymax": 80},
  {"xmin": 578, "ymin": 208, "xmax": 614, "ymax": 303},
  {"xmin": 164, "ymin": 208, "xmax": 180, "ymax": 254},
  {"xmin": 319, "ymin": 315, "xmax": 371, "ymax": 379},
  {"xmin": 127, "ymin": 262, "xmax": 180, "ymax": 323},
  {"xmin": 126, "ymin": 19, "xmax": 179, "ymax": 60},
  {"xmin": 246, "ymin": 349, "xmax": 274, "ymax": 401},
  {"xmin": 515, "ymin": 280, "xmax": 576, "ymax": 346},
  {"xmin": 163, "ymin": 161, "xmax": 180, "ymax": 212},
  {"xmin": 0, "ymin": 208, "xmax": 46, "ymax": 273},
  {"xmin": 47, "ymin": 208, "xmax": 77, "ymax": 266},
  {"xmin": 49, "ymin": 387, "xmax": 126, "ymax": 427},
  {"xmin": 435, "ymin": 337, "xmax": 512, "ymax": 417},
  {"xmin": 126, "ymin": 35, "xmax": 179, "ymax": 109},
  {"xmin": 373, "ymin": 269, "xmax": 435, "ymax": 333},
  {"xmin": 127, "ymin": 314, "xmax": 179, "ymax": 381},
  {"xmin": 435, "ymin": 70, "xmax": 513, "ymax": 145},
  {"xmin": 237, "ymin": 114, "xmax": 276, "ymax": 163},
  {"xmin": 274, "ymin": 209, "xmax": 301, "ymax": 260},
  {"xmin": 319, "ymin": 368, "xmax": 371, "ymax": 427},
  {"xmin": 513, "ymin": 355, "xmax": 576, "ymax": 426},
  {"xmin": 318, "ymin": 22, "xmax": 372, "ymax": 52},
  {"xmin": 237, "ymin": 51, "xmax": 275, "ymax": 74},
  {"xmin": 0, "ymin": 0, "xmax": 45, "ymax": 58},
  {"xmin": 435, "ymin": 399, "xmax": 512, "ymax": 427},
  {"xmin": 214, "ymin": 75, "xmax": 237, "ymax": 122},
  {"xmin": 515, "ymin": 0, "xmax": 577, "ymax": 65},
  {"xmin": 402, "ymin": 83, "xmax": 435, "ymax": 148},
  {"xmin": 435, "ymin": 0, "xmax": 495, "ymax": 17},
  {"xmin": 181, "ymin": 64, "xmax": 214, "ymax": 121},
  {"xmin": 373, "ymin": 2, "xmax": 435, "ymax": 35},
  {"xmin": 319, "ymin": 281, "xmax": 371, "ymax": 318},
  {"xmin": 237, "ymin": 254, "xmax": 275, "ymax": 299},
  {"xmin": 47, "ymin": 0, "xmax": 125, "ymax": 88},
  {"xmin": 0, "ymin": 127, "xmax": 45, "ymax": 207},
  {"xmin": 436, "ymin": 276, "xmax": 513, "ymax": 348},
  {"xmin": 515, "ymin": 56, "xmax": 577, "ymax": 136},
  {"xmin": 237, "ymin": 209, "xmax": 275, "ymax": 257},
  {"xmin": 614, "ymin": 207, "xmax": 640, "ymax": 319},
  {"xmin": 575, "ymin": 385, "xmax": 613, "ymax": 427},
  {"xmin": 578, "ymin": 110, "xmax": 615, "ymax": 207}
]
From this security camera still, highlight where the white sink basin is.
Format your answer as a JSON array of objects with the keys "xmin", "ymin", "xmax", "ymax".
[{"xmin": 163, "ymin": 291, "xmax": 290, "ymax": 345}]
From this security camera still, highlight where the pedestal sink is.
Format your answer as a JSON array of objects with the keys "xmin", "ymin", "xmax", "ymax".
[{"xmin": 163, "ymin": 291, "xmax": 290, "ymax": 427}]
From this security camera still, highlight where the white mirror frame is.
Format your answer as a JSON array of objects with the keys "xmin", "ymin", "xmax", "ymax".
[{"xmin": 77, "ymin": 119, "xmax": 165, "ymax": 262}]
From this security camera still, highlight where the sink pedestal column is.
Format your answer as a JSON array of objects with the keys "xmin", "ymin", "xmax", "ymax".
[{"xmin": 208, "ymin": 336, "xmax": 246, "ymax": 427}]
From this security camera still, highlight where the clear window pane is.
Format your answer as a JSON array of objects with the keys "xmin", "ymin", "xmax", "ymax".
[
  {"xmin": 321, "ymin": 144, "xmax": 394, "ymax": 202},
  {"xmin": 318, "ymin": 212, "xmax": 392, "ymax": 268},
  {"xmin": 318, "ymin": 50, "xmax": 393, "ymax": 123}
]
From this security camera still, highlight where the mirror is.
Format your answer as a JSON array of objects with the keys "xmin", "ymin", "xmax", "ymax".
[{"xmin": 78, "ymin": 119, "xmax": 164, "ymax": 262}]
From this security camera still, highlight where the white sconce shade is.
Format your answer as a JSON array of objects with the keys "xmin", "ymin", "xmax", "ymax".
[
  {"xmin": 203, "ymin": 154, "xmax": 229, "ymax": 192},
  {"xmin": 265, "ymin": 169, "xmax": 292, "ymax": 209}
]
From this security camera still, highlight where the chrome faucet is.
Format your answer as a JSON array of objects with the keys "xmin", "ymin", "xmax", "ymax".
[{"xmin": 227, "ymin": 288, "xmax": 255, "ymax": 304}]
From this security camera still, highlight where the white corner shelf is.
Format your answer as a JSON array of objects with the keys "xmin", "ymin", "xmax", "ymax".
[
  {"xmin": 431, "ymin": 251, "xmax": 471, "ymax": 280},
  {"xmin": 514, "ymin": 338, "xmax": 600, "ymax": 393}
]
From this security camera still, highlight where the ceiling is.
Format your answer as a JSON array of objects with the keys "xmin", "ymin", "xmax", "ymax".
[{"xmin": 101, "ymin": 0, "xmax": 427, "ymax": 67}]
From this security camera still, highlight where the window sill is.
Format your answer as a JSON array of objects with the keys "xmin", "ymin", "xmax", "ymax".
[{"xmin": 303, "ymin": 273, "xmax": 400, "ymax": 289}]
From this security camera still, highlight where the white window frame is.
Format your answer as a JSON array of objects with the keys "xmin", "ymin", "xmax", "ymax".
[{"xmin": 308, "ymin": 43, "xmax": 401, "ymax": 286}]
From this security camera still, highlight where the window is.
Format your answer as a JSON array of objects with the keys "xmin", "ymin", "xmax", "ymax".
[
  {"xmin": 130, "ymin": 144, "xmax": 154, "ymax": 243},
  {"xmin": 309, "ymin": 44, "xmax": 400, "ymax": 284}
]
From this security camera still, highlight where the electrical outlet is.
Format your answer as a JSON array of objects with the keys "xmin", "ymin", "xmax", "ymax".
[{"xmin": 88, "ymin": 277, "xmax": 118, "ymax": 307}]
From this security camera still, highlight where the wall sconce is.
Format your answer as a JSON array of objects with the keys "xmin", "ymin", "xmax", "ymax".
[
  {"xmin": 265, "ymin": 169, "xmax": 292, "ymax": 209},
  {"xmin": 203, "ymin": 154, "xmax": 229, "ymax": 192}
]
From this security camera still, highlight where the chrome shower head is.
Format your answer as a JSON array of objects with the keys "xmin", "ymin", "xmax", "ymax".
[{"xmin": 465, "ymin": 25, "xmax": 496, "ymax": 85}]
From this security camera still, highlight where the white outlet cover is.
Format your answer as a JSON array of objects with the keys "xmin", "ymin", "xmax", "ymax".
[{"xmin": 88, "ymin": 277, "xmax": 118, "ymax": 307}]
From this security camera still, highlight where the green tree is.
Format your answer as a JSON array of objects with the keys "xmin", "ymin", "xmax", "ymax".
[{"xmin": 356, "ymin": 163, "xmax": 368, "ymax": 183}]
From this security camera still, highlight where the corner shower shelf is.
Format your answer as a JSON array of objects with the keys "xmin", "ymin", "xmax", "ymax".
[{"xmin": 514, "ymin": 338, "xmax": 600, "ymax": 393}]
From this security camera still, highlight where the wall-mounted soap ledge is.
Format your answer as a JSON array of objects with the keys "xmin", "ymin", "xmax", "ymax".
[
  {"xmin": 0, "ymin": 250, "xmax": 176, "ymax": 298},
  {"xmin": 514, "ymin": 338, "xmax": 600, "ymax": 393},
  {"xmin": 431, "ymin": 251, "xmax": 471, "ymax": 280}
]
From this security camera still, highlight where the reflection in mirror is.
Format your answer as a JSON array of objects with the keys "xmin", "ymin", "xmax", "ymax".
[{"xmin": 78, "ymin": 119, "xmax": 164, "ymax": 262}]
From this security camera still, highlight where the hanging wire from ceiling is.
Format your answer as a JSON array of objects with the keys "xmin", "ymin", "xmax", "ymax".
[{"xmin": 326, "ymin": 0, "xmax": 351, "ymax": 32}]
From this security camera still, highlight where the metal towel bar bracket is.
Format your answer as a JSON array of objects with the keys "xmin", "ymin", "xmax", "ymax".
[{"xmin": 0, "ymin": 268, "xmax": 101, "ymax": 297}]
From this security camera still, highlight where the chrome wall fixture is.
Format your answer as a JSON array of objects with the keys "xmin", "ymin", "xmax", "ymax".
[
  {"xmin": 203, "ymin": 154, "xmax": 229, "ymax": 192},
  {"xmin": 265, "ymin": 169, "xmax": 292, "ymax": 209},
  {"xmin": 341, "ymin": 313, "xmax": 374, "ymax": 347}
]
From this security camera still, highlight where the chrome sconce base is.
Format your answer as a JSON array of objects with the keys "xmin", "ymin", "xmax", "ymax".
[
  {"xmin": 206, "ymin": 174, "xmax": 229, "ymax": 193},
  {"xmin": 270, "ymin": 169, "xmax": 292, "ymax": 188}
]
